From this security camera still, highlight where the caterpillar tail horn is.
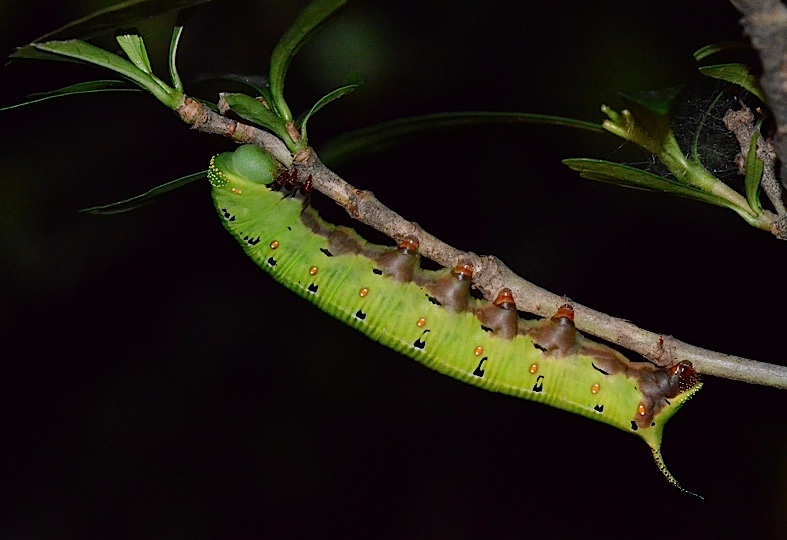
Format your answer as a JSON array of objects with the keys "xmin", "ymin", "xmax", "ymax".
[{"xmin": 651, "ymin": 446, "xmax": 703, "ymax": 499}]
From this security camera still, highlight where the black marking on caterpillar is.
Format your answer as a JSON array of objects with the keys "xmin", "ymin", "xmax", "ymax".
[
  {"xmin": 473, "ymin": 357, "xmax": 487, "ymax": 377},
  {"xmin": 208, "ymin": 144, "xmax": 704, "ymax": 497},
  {"xmin": 413, "ymin": 330, "xmax": 430, "ymax": 350},
  {"xmin": 591, "ymin": 362, "xmax": 610, "ymax": 375}
]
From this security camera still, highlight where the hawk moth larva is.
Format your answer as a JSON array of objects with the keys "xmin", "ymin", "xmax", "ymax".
[{"xmin": 208, "ymin": 144, "xmax": 703, "ymax": 495}]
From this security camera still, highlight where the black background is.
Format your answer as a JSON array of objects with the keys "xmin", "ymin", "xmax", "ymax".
[{"xmin": 1, "ymin": 1, "xmax": 786, "ymax": 538}]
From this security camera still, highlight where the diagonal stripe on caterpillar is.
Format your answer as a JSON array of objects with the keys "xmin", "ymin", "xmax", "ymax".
[{"xmin": 208, "ymin": 144, "xmax": 703, "ymax": 496}]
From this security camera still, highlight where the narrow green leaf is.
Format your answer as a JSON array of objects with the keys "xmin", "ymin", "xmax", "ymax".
[
  {"xmin": 698, "ymin": 63, "xmax": 766, "ymax": 103},
  {"xmin": 168, "ymin": 8, "xmax": 197, "ymax": 92},
  {"xmin": 80, "ymin": 171, "xmax": 206, "ymax": 215},
  {"xmin": 9, "ymin": 46, "xmax": 86, "ymax": 64},
  {"xmin": 116, "ymin": 29, "xmax": 153, "ymax": 74},
  {"xmin": 318, "ymin": 112, "xmax": 604, "ymax": 166},
  {"xmin": 299, "ymin": 79, "xmax": 363, "ymax": 142},
  {"xmin": 0, "ymin": 80, "xmax": 138, "ymax": 111},
  {"xmin": 31, "ymin": 0, "xmax": 213, "ymax": 42},
  {"xmin": 269, "ymin": 0, "xmax": 349, "ymax": 122},
  {"xmin": 693, "ymin": 41, "xmax": 751, "ymax": 62},
  {"xmin": 222, "ymin": 93, "xmax": 292, "ymax": 143},
  {"xmin": 29, "ymin": 40, "xmax": 182, "ymax": 108},
  {"xmin": 744, "ymin": 131, "xmax": 764, "ymax": 216},
  {"xmin": 562, "ymin": 158, "xmax": 740, "ymax": 210}
]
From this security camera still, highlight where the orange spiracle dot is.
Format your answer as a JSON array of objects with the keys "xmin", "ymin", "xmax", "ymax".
[
  {"xmin": 493, "ymin": 289, "xmax": 516, "ymax": 310},
  {"xmin": 473, "ymin": 346, "xmax": 483, "ymax": 356},
  {"xmin": 231, "ymin": 187, "xmax": 242, "ymax": 195},
  {"xmin": 269, "ymin": 240, "xmax": 279, "ymax": 249},
  {"xmin": 591, "ymin": 383, "xmax": 600, "ymax": 394},
  {"xmin": 359, "ymin": 288, "xmax": 369, "ymax": 297},
  {"xmin": 638, "ymin": 404, "xmax": 647, "ymax": 416},
  {"xmin": 529, "ymin": 364, "xmax": 538, "ymax": 374},
  {"xmin": 309, "ymin": 266, "xmax": 318, "ymax": 275},
  {"xmin": 416, "ymin": 318, "xmax": 427, "ymax": 328}
]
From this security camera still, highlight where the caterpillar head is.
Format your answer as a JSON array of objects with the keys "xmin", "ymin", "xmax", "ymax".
[
  {"xmin": 669, "ymin": 360, "xmax": 700, "ymax": 394},
  {"xmin": 208, "ymin": 144, "xmax": 281, "ymax": 188}
]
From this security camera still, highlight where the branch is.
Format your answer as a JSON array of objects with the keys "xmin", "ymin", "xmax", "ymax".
[
  {"xmin": 730, "ymin": 0, "xmax": 787, "ymax": 188},
  {"xmin": 176, "ymin": 98, "xmax": 787, "ymax": 391}
]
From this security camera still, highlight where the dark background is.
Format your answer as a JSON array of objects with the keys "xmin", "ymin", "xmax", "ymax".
[{"xmin": 2, "ymin": 1, "xmax": 786, "ymax": 538}]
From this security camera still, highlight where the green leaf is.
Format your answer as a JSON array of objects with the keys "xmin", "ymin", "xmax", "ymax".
[
  {"xmin": 269, "ymin": 0, "xmax": 349, "ymax": 122},
  {"xmin": 698, "ymin": 63, "xmax": 766, "ymax": 103},
  {"xmin": 222, "ymin": 93, "xmax": 292, "ymax": 143},
  {"xmin": 299, "ymin": 78, "xmax": 364, "ymax": 142},
  {"xmin": 9, "ymin": 46, "xmax": 87, "ymax": 64},
  {"xmin": 31, "ymin": 0, "xmax": 213, "ymax": 42},
  {"xmin": 79, "ymin": 171, "xmax": 206, "ymax": 215},
  {"xmin": 693, "ymin": 41, "xmax": 751, "ymax": 62},
  {"xmin": 744, "ymin": 131, "xmax": 764, "ymax": 216},
  {"xmin": 168, "ymin": 8, "xmax": 197, "ymax": 92},
  {"xmin": 25, "ymin": 40, "xmax": 182, "ymax": 108},
  {"xmin": 115, "ymin": 29, "xmax": 153, "ymax": 74},
  {"xmin": 318, "ymin": 112, "xmax": 604, "ymax": 166},
  {"xmin": 0, "ymin": 80, "xmax": 139, "ymax": 111},
  {"xmin": 562, "ymin": 158, "xmax": 741, "ymax": 211}
]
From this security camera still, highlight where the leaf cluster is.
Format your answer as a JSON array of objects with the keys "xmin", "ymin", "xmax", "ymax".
[{"xmin": 3, "ymin": 1, "xmax": 783, "ymax": 235}]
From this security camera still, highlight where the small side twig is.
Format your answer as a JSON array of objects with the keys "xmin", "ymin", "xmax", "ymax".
[
  {"xmin": 176, "ymin": 97, "xmax": 787, "ymax": 390},
  {"xmin": 724, "ymin": 105, "xmax": 787, "ymax": 216}
]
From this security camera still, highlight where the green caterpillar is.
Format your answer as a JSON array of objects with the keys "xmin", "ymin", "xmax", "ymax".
[{"xmin": 208, "ymin": 144, "xmax": 703, "ymax": 495}]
